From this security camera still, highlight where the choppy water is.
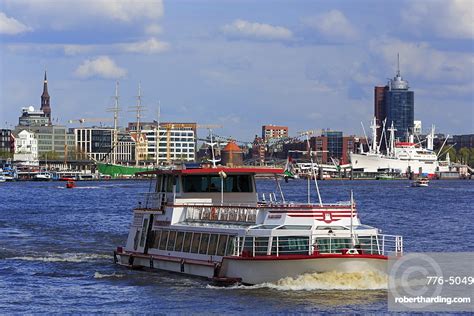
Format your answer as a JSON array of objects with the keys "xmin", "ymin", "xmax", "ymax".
[{"xmin": 0, "ymin": 179, "xmax": 472, "ymax": 313}]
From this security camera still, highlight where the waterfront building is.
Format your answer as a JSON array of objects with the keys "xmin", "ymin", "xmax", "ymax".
[
  {"xmin": 40, "ymin": 71, "xmax": 52, "ymax": 124},
  {"xmin": 13, "ymin": 130, "xmax": 38, "ymax": 162},
  {"xmin": 414, "ymin": 120, "xmax": 422, "ymax": 135},
  {"xmin": 374, "ymin": 56, "xmax": 414, "ymax": 142},
  {"xmin": 130, "ymin": 132, "xmax": 149, "ymax": 163},
  {"xmin": 74, "ymin": 127, "xmax": 113, "ymax": 162},
  {"xmin": 14, "ymin": 125, "xmax": 74, "ymax": 160},
  {"xmin": 252, "ymin": 135, "xmax": 266, "ymax": 164},
  {"xmin": 18, "ymin": 106, "xmax": 49, "ymax": 127},
  {"xmin": 221, "ymin": 140, "xmax": 244, "ymax": 167},
  {"xmin": 453, "ymin": 134, "xmax": 474, "ymax": 150},
  {"xmin": 129, "ymin": 121, "xmax": 197, "ymax": 163},
  {"xmin": 262, "ymin": 125, "xmax": 288, "ymax": 141},
  {"xmin": 0, "ymin": 129, "xmax": 15, "ymax": 155},
  {"xmin": 310, "ymin": 130, "xmax": 355, "ymax": 165}
]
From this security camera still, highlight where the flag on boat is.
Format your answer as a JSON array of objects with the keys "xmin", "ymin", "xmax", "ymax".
[{"xmin": 283, "ymin": 156, "xmax": 298, "ymax": 181}]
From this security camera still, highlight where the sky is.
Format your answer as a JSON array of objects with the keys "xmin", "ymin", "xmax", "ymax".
[{"xmin": 0, "ymin": 0, "xmax": 473, "ymax": 141}]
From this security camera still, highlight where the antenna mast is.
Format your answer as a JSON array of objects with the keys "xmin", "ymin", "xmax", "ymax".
[
  {"xmin": 300, "ymin": 130, "xmax": 323, "ymax": 206},
  {"xmin": 397, "ymin": 52, "xmax": 400, "ymax": 76},
  {"xmin": 206, "ymin": 129, "xmax": 221, "ymax": 168}
]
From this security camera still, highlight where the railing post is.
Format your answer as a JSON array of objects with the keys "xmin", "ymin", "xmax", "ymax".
[
  {"xmin": 370, "ymin": 235, "xmax": 373, "ymax": 255},
  {"xmin": 382, "ymin": 235, "xmax": 385, "ymax": 256},
  {"xmin": 276, "ymin": 236, "xmax": 279, "ymax": 257},
  {"xmin": 252, "ymin": 236, "xmax": 255, "ymax": 257}
]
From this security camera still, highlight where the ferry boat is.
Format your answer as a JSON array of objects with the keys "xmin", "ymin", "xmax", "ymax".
[
  {"xmin": 411, "ymin": 178, "xmax": 429, "ymax": 187},
  {"xmin": 351, "ymin": 118, "xmax": 448, "ymax": 178},
  {"xmin": 114, "ymin": 166, "xmax": 403, "ymax": 285}
]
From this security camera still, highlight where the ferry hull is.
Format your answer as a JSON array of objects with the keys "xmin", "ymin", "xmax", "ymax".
[
  {"xmin": 350, "ymin": 153, "xmax": 437, "ymax": 175},
  {"xmin": 115, "ymin": 252, "xmax": 387, "ymax": 285},
  {"xmin": 222, "ymin": 255, "xmax": 387, "ymax": 284}
]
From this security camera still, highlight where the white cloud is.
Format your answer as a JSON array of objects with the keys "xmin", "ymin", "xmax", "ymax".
[
  {"xmin": 74, "ymin": 56, "xmax": 127, "ymax": 79},
  {"xmin": 145, "ymin": 23, "xmax": 162, "ymax": 35},
  {"xmin": 0, "ymin": 11, "xmax": 32, "ymax": 34},
  {"xmin": 370, "ymin": 37, "xmax": 473, "ymax": 83},
  {"xmin": 402, "ymin": 0, "xmax": 473, "ymax": 39},
  {"xmin": 3, "ymin": 0, "xmax": 164, "ymax": 30},
  {"xmin": 222, "ymin": 19, "xmax": 292, "ymax": 40},
  {"xmin": 303, "ymin": 10, "xmax": 358, "ymax": 42},
  {"xmin": 120, "ymin": 38, "xmax": 169, "ymax": 54},
  {"xmin": 7, "ymin": 38, "xmax": 170, "ymax": 56}
]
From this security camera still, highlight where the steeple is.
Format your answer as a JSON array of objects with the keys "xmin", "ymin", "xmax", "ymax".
[{"xmin": 40, "ymin": 70, "xmax": 51, "ymax": 124}]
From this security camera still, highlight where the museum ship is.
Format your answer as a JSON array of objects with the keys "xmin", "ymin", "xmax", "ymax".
[{"xmin": 114, "ymin": 165, "xmax": 403, "ymax": 284}]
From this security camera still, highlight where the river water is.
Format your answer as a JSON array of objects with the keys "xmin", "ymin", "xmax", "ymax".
[{"xmin": 0, "ymin": 179, "xmax": 472, "ymax": 313}]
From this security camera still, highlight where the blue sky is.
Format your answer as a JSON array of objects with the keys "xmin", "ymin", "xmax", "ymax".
[{"xmin": 0, "ymin": 0, "xmax": 472, "ymax": 140}]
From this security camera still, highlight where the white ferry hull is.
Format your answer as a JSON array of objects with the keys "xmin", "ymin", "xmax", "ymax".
[
  {"xmin": 115, "ymin": 252, "xmax": 387, "ymax": 285},
  {"xmin": 222, "ymin": 255, "xmax": 387, "ymax": 284},
  {"xmin": 350, "ymin": 153, "xmax": 437, "ymax": 175}
]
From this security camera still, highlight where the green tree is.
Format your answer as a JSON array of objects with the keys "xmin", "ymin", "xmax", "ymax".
[
  {"xmin": 459, "ymin": 147, "xmax": 471, "ymax": 165},
  {"xmin": 0, "ymin": 151, "xmax": 13, "ymax": 159},
  {"xmin": 40, "ymin": 151, "xmax": 60, "ymax": 160},
  {"xmin": 444, "ymin": 147, "xmax": 457, "ymax": 162}
]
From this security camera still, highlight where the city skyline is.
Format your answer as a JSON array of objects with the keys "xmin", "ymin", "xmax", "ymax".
[{"xmin": 0, "ymin": 0, "xmax": 472, "ymax": 140}]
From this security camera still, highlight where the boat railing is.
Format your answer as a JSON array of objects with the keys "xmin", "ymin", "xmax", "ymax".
[
  {"xmin": 184, "ymin": 204, "xmax": 259, "ymax": 223},
  {"xmin": 134, "ymin": 192, "xmax": 167, "ymax": 211},
  {"xmin": 231, "ymin": 233, "xmax": 403, "ymax": 257}
]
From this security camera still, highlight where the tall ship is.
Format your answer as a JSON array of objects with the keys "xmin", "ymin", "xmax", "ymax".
[
  {"xmin": 114, "ymin": 165, "xmax": 403, "ymax": 284},
  {"xmin": 350, "ymin": 118, "xmax": 446, "ymax": 177}
]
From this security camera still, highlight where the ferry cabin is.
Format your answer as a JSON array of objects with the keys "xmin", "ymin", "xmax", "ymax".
[{"xmin": 116, "ymin": 167, "xmax": 403, "ymax": 284}]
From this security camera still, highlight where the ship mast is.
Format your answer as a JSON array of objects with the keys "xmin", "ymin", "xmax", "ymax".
[
  {"xmin": 370, "ymin": 117, "xmax": 379, "ymax": 154},
  {"xmin": 106, "ymin": 81, "xmax": 121, "ymax": 164},
  {"xmin": 129, "ymin": 83, "xmax": 146, "ymax": 167}
]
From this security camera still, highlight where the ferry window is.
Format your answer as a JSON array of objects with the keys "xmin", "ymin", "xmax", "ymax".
[
  {"xmin": 226, "ymin": 236, "xmax": 235, "ymax": 256},
  {"xmin": 316, "ymin": 238, "xmax": 351, "ymax": 254},
  {"xmin": 183, "ymin": 232, "xmax": 192, "ymax": 252},
  {"xmin": 139, "ymin": 218, "xmax": 149, "ymax": 248},
  {"xmin": 216, "ymin": 235, "xmax": 228, "ymax": 256},
  {"xmin": 167, "ymin": 231, "xmax": 177, "ymax": 251},
  {"xmin": 182, "ymin": 175, "xmax": 253, "ymax": 193},
  {"xmin": 155, "ymin": 175, "xmax": 163, "ymax": 192},
  {"xmin": 153, "ymin": 230, "xmax": 162, "ymax": 248},
  {"xmin": 275, "ymin": 236, "xmax": 309, "ymax": 255},
  {"xmin": 159, "ymin": 230, "xmax": 169, "ymax": 250},
  {"xmin": 208, "ymin": 234, "xmax": 219, "ymax": 255},
  {"xmin": 229, "ymin": 175, "xmax": 252, "ymax": 192},
  {"xmin": 191, "ymin": 233, "xmax": 201, "ymax": 253},
  {"xmin": 175, "ymin": 231, "xmax": 185, "ymax": 252},
  {"xmin": 254, "ymin": 237, "xmax": 269, "ymax": 255},
  {"xmin": 199, "ymin": 233, "xmax": 210, "ymax": 254},
  {"xmin": 183, "ymin": 175, "xmax": 209, "ymax": 193}
]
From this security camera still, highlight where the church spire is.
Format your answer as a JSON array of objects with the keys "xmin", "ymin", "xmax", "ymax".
[{"xmin": 41, "ymin": 70, "xmax": 51, "ymax": 124}]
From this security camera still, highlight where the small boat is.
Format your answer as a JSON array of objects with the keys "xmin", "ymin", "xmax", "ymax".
[
  {"xmin": 412, "ymin": 178, "xmax": 429, "ymax": 187},
  {"xmin": 114, "ymin": 165, "xmax": 403, "ymax": 285},
  {"xmin": 33, "ymin": 171, "xmax": 52, "ymax": 181},
  {"xmin": 66, "ymin": 180, "xmax": 76, "ymax": 189},
  {"xmin": 376, "ymin": 173, "xmax": 395, "ymax": 180}
]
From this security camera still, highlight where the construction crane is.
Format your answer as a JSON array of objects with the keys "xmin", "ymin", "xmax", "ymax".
[{"xmin": 68, "ymin": 118, "xmax": 113, "ymax": 126}]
